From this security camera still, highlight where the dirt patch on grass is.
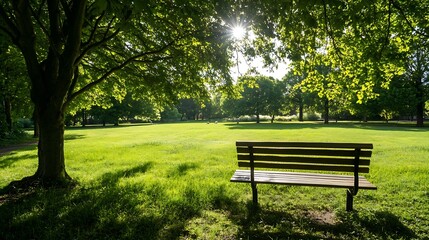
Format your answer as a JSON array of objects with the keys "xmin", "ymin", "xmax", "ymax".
[{"xmin": 305, "ymin": 210, "xmax": 338, "ymax": 225}]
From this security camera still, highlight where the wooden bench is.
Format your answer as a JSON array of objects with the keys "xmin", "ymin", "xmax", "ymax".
[{"xmin": 230, "ymin": 141, "xmax": 377, "ymax": 211}]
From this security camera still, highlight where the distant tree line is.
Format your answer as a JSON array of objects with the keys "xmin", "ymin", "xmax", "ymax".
[{"xmin": 59, "ymin": 69, "xmax": 428, "ymax": 126}]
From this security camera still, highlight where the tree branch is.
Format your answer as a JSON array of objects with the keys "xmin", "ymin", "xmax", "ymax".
[
  {"xmin": 57, "ymin": 0, "xmax": 86, "ymax": 98},
  {"xmin": 132, "ymin": 55, "xmax": 173, "ymax": 63},
  {"xmin": 64, "ymin": 66, "xmax": 79, "ymax": 110},
  {"xmin": 379, "ymin": 0, "xmax": 392, "ymax": 58},
  {"xmin": 47, "ymin": 0, "xmax": 61, "ymax": 51},
  {"xmin": 82, "ymin": 11, "xmax": 105, "ymax": 47},
  {"xmin": 10, "ymin": 0, "xmax": 44, "ymax": 103},
  {"xmin": 103, "ymin": 16, "xmax": 116, "ymax": 39},
  {"xmin": 322, "ymin": 0, "xmax": 343, "ymax": 61},
  {"xmin": 61, "ymin": 0, "xmax": 86, "ymax": 70},
  {"xmin": 67, "ymin": 40, "xmax": 176, "ymax": 103},
  {"xmin": 390, "ymin": 0, "xmax": 429, "ymax": 38},
  {"xmin": 75, "ymin": 28, "xmax": 121, "ymax": 65}
]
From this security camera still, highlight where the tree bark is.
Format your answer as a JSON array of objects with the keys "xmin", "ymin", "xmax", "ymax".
[
  {"xmin": 415, "ymin": 79, "xmax": 424, "ymax": 127},
  {"xmin": 33, "ymin": 108, "xmax": 39, "ymax": 138},
  {"xmin": 416, "ymin": 101, "xmax": 424, "ymax": 127},
  {"xmin": 82, "ymin": 109, "xmax": 87, "ymax": 127},
  {"xmin": 4, "ymin": 97, "xmax": 12, "ymax": 131},
  {"xmin": 298, "ymin": 98, "xmax": 304, "ymax": 121},
  {"xmin": 34, "ymin": 101, "xmax": 70, "ymax": 183},
  {"xmin": 324, "ymin": 98, "xmax": 329, "ymax": 124}
]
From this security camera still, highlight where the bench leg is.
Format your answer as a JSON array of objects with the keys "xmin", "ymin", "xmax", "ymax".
[
  {"xmin": 251, "ymin": 183, "xmax": 258, "ymax": 204},
  {"xmin": 346, "ymin": 189, "xmax": 353, "ymax": 212}
]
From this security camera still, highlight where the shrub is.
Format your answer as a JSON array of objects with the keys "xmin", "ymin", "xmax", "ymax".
[{"xmin": 303, "ymin": 112, "xmax": 321, "ymax": 121}]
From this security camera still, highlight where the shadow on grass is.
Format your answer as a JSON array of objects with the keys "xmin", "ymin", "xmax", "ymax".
[
  {"xmin": 64, "ymin": 134, "xmax": 86, "ymax": 141},
  {"xmin": 0, "ymin": 161, "xmax": 418, "ymax": 239},
  {"xmin": 100, "ymin": 162, "xmax": 153, "ymax": 185},
  {"xmin": 65, "ymin": 123, "xmax": 153, "ymax": 131},
  {"xmin": 167, "ymin": 162, "xmax": 199, "ymax": 178},
  {"xmin": 0, "ymin": 142, "xmax": 37, "ymax": 156},
  {"xmin": 226, "ymin": 122, "xmax": 429, "ymax": 132},
  {"xmin": 0, "ymin": 162, "xmax": 240, "ymax": 240},
  {"xmin": 0, "ymin": 153, "xmax": 38, "ymax": 169},
  {"xmin": 233, "ymin": 204, "xmax": 417, "ymax": 240}
]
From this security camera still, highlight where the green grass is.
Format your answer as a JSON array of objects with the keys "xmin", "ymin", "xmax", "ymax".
[{"xmin": 1, "ymin": 122, "xmax": 428, "ymax": 239}]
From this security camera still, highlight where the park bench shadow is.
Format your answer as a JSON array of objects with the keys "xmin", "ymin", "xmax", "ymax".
[{"xmin": 232, "ymin": 205, "xmax": 417, "ymax": 239}]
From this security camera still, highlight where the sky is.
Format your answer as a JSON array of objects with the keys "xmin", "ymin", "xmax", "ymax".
[
  {"xmin": 230, "ymin": 51, "xmax": 290, "ymax": 80},
  {"xmin": 229, "ymin": 25, "xmax": 290, "ymax": 80}
]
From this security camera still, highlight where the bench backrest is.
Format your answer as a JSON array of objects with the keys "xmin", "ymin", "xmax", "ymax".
[{"xmin": 236, "ymin": 141, "xmax": 373, "ymax": 173}]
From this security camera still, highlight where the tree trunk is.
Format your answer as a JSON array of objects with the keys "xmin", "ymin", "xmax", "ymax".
[
  {"xmin": 34, "ymin": 103, "xmax": 70, "ymax": 183},
  {"xmin": 324, "ymin": 98, "xmax": 329, "ymax": 124},
  {"xmin": 256, "ymin": 114, "xmax": 260, "ymax": 123},
  {"xmin": 271, "ymin": 115, "xmax": 275, "ymax": 123},
  {"xmin": 416, "ymin": 101, "xmax": 424, "ymax": 127},
  {"xmin": 299, "ymin": 103, "xmax": 304, "ymax": 122},
  {"xmin": 82, "ymin": 109, "xmax": 87, "ymax": 127},
  {"xmin": 4, "ymin": 97, "xmax": 12, "ymax": 131},
  {"xmin": 415, "ymin": 79, "xmax": 424, "ymax": 127},
  {"xmin": 33, "ymin": 108, "xmax": 39, "ymax": 138}
]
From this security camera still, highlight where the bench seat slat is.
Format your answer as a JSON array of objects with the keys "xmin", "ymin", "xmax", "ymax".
[
  {"xmin": 230, "ymin": 170, "xmax": 377, "ymax": 189},
  {"xmin": 236, "ymin": 141, "xmax": 373, "ymax": 149},
  {"xmin": 238, "ymin": 162, "xmax": 370, "ymax": 173},
  {"xmin": 237, "ymin": 155, "xmax": 371, "ymax": 166},
  {"xmin": 237, "ymin": 147, "xmax": 372, "ymax": 158}
]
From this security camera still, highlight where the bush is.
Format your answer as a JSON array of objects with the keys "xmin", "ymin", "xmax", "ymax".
[
  {"xmin": 303, "ymin": 112, "xmax": 321, "ymax": 121},
  {"xmin": 226, "ymin": 115, "xmax": 271, "ymax": 123},
  {"xmin": 160, "ymin": 107, "xmax": 181, "ymax": 122},
  {"xmin": 275, "ymin": 115, "xmax": 298, "ymax": 121},
  {"xmin": 16, "ymin": 118, "xmax": 34, "ymax": 128}
]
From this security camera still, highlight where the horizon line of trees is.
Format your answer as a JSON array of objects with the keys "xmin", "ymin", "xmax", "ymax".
[
  {"xmin": 2, "ymin": 65, "xmax": 428, "ymax": 134},
  {"xmin": 2, "ymin": 68, "xmax": 428, "ymax": 132},
  {"xmin": 22, "ymin": 69, "xmax": 427, "ymax": 127}
]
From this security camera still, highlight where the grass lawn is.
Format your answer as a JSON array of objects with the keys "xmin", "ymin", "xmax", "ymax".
[{"xmin": 0, "ymin": 122, "xmax": 428, "ymax": 239}]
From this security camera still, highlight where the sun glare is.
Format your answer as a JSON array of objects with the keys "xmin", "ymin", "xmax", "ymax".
[{"xmin": 232, "ymin": 25, "xmax": 246, "ymax": 41}]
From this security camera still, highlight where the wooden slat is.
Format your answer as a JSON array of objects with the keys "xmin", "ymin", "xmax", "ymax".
[
  {"xmin": 236, "ymin": 141, "xmax": 373, "ymax": 149},
  {"xmin": 237, "ymin": 147, "xmax": 372, "ymax": 158},
  {"xmin": 237, "ymin": 155, "xmax": 371, "ymax": 166},
  {"xmin": 238, "ymin": 162, "xmax": 370, "ymax": 173},
  {"xmin": 230, "ymin": 170, "xmax": 377, "ymax": 189}
]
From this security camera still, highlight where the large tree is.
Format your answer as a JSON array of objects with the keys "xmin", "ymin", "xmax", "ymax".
[
  {"xmin": 0, "ymin": 0, "xmax": 233, "ymax": 186},
  {"xmin": 232, "ymin": 75, "xmax": 281, "ymax": 123}
]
